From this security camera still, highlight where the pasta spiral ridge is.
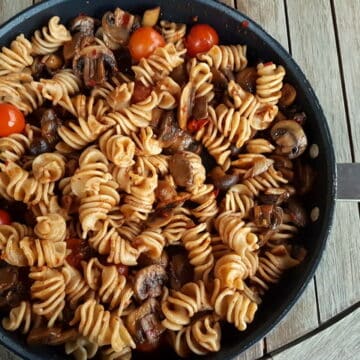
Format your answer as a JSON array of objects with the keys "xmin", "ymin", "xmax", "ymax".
[
  {"xmin": 31, "ymin": 16, "xmax": 72, "ymax": 55},
  {"xmin": 160, "ymin": 20, "xmax": 186, "ymax": 50},
  {"xmin": 29, "ymin": 266, "xmax": 66, "ymax": 327},
  {"xmin": 0, "ymin": 131, "xmax": 31, "ymax": 163},
  {"xmin": 182, "ymin": 223, "xmax": 214, "ymax": 283},
  {"xmin": 171, "ymin": 314, "xmax": 221, "ymax": 357},
  {"xmin": 34, "ymin": 213, "xmax": 66, "ymax": 242},
  {"xmin": 222, "ymin": 184, "xmax": 254, "ymax": 218},
  {"xmin": 161, "ymin": 280, "xmax": 212, "ymax": 331},
  {"xmin": 134, "ymin": 228, "xmax": 166, "ymax": 260},
  {"xmin": 189, "ymin": 184, "xmax": 219, "ymax": 223},
  {"xmin": 0, "ymin": 34, "xmax": 33, "ymax": 76},
  {"xmin": 65, "ymin": 336, "xmax": 98, "ymax": 360},
  {"xmin": 2, "ymin": 301, "xmax": 32, "ymax": 334},
  {"xmin": 70, "ymin": 299, "xmax": 135, "ymax": 352}
]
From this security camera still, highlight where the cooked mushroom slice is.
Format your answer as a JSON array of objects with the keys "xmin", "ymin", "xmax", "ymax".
[
  {"xmin": 155, "ymin": 180, "xmax": 190, "ymax": 213},
  {"xmin": 253, "ymin": 205, "xmax": 283, "ymax": 230},
  {"xmin": 168, "ymin": 248, "xmax": 194, "ymax": 290},
  {"xmin": 0, "ymin": 266, "xmax": 18, "ymax": 293},
  {"xmin": 138, "ymin": 251, "xmax": 169, "ymax": 269},
  {"xmin": 235, "ymin": 66, "xmax": 257, "ymax": 93},
  {"xmin": 63, "ymin": 32, "xmax": 95, "ymax": 62},
  {"xmin": 259, "ymin": 187, "xmax": 290, "ymax": 205},
  {"xmin": 73, "ymin": 45, "xmax": 118, "ymax": 87},
  {"xmin": 41, "ymin": 54, "xmax": 63, "ymax": 71},
  {"xmin": 178, "ymin": 82, "xmax": 195, "ymax": 130},
  {"xmin": 133, "ymin": 265, "xmax": 167, "ymax": 301},
  {"xmin": 209, "ymin": 166, "xmax": 239, "ymax": 191},
  {"xmin": 70, "ymin": 15, "xmax": 96, "ymax": 35},
  {"xmin": 192, "ymin": 95, "xmax": 208, "ymax": 120},
  {"xmin": 101, "ymin": 8, "xmax": 136, "ymax": 49},
  {"xmin": 271, "ymin": 120, "xmax": 307, "ymax": 159},
  {"xmin": 169, "ymin": 151, "xmax": 206, "ymax": 188},
  {"xmin": 295, "ymin": 160, "xmax": 315, "ymax": 195},
  {"xmin": 40, "ymin": 109, "xmax": 61, "ymax": 143},
  {"xmin": 279, "ymin": 83, "xmax": 297, "ymax": 107},
  {"xmin": 244, "ymin": 157, "xmax": 274, "ymax": 179},
  {"xmin": 285, "ymin": 197, "xmax": 308, "ymax": 227},
  {"xmin": 27, "ymin": 327, "xmax": 78, "ymax": 346},
  {"xmin": 29, "ymin": 136, "xmax": 53, "ymax": 156},
  {"xmin": 170, "ymin": 63, "xmax": 188, "ymax": 86},
  {"xmin": 271, "ymin": 154, "xmax": 294, "ymax": 181},
  {"xmin": 126, "ymin": 298, "xmax": 165, "ymax": 345}
]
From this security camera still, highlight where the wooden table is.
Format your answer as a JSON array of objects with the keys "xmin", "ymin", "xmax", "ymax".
[{"xmin": 0, "ymin": 0, "xmax": 359, "ymax": 359}]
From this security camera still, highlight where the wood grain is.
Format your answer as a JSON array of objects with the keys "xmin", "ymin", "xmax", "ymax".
[
  {"xmin": 333, "ymin": 0, "xmax": 360, "ymax": 161},
  {"xmin": 0, "ymin": 0, "xmax": 32, "ymax": 23},
  {"xmin": 237, "ymin": 0, "xmax": 320, "ymax": 353},
  {"xmin": 272, "ymin": 307, "xmax": 360, "ymax": 360},
  {"xmin": 286, "ymin": 0, "xmax": 360, "ymax": 323},
  {"xmin": 219, "ymin": 0, "xmax": 235, "ymax": 8}
]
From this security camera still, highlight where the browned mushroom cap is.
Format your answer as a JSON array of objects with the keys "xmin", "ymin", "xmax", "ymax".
[
  {"xmin": 192, "ymin": 96, "xmax": 208, "ymax": 120},
  {"xmin": 126, "ymin": 298, "xmax": 165, "ymax": 344},
  {"xmin": 41, "ymin": 54, "xmax": 63, "ymax": 71},
  {"xmin": 271, "ymin": 154, "xmax": 294, "ymax": 181},
  {"xmin": 279, "ymin": 83, "xmax": 297, "ymax": 107},
  {"xmin": 0, "ymin": 266, "xmax": 18, "ymax": 293},
  {"xmin": 133, "ymin": 264, "xmax": 167, "ymax": 301},
  {"xmin": 259, "ymin": 187, "xmax": 290, "ymax": 205},
  {"xmin": 253, "ymin": 205, "xmax": 283, "ymax": 230},
  {"xmin": 169, "ymin": 151, "xmax": 206, "ymax": 188},
  {"xmin": 27, "ymin": 327, "xmax": 78, "ymax": 346},
  {"xmin": 102, "ymin": 8, "xmax": 136, "ymax": 47},
  {"xmin": 235, "ymin": 66, "xmax": 257, "ymax": 93},
  {"xmin": 170, "ymin": 63, "xmax": 189, "ymax": 86},
  {"xmin": 40, "ymin": 109, "xmax": 61, "ymax": 143},
  {"xmin": 285, "ymin": 197, "xmax": 308, "ymax": 227},
  {"xmin": 209, "ymin": 166, "xmax": 239, "ymax": 191},
  {"xmin": 168, "ymin": 248, "xmax": 194, "ymax": 290},
  {"xmin": 271, "ymin": 120, "xmax": 308, "ymax": 159},
  {"xmin": 138, "ymin": 251, "xmax": 169, "ymax": 268},
  {"xmin": 73, "ymin": 45, "xmax": 118, "ymax": 87},
  {"xmin": 70, "ymin": 15, "xmax": 96, "ymax": 35},
  {"xmin": 63, "ymin": 32, "xmax": 95, "ymax": 62}
]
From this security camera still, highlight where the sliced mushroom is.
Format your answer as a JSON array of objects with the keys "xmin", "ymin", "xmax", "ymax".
[
  {"xmin": 41, "ymin": 54, "xmax": 63, "ymax": 72},
  {"xmin": 170, "ymin": 63, "xmax": 188, "ymax": 86},
  {"xmin": 126, "ymin": 298, "xmax": 165, "ymax": 345},
  {"xmin": 253, "ymin": 205, "xmax": 283, "ymax": 230},
  {"xmin": 168, "ymin": 248, "xmax": 194, "ymax": 290},
  {"xmin": 279, "ymin": 83, "xmax": 297, "ymax": 107},
  {"xmin": 285, "ymin": 197, "xmax": 308, "ymax": 227},
  {"xmin": 235, "ymin": 66, "xmax": 257, "ymax": 93},
  {"xmin": 209, "ymin": 166, "xmax": 239, "ymax": 191},
  {"xmin": 133, "ymin": 264, "xmax": 167, "ymax": 301},
  {"xmin": 138, "ymin": 251, "xmax": 169, "ymax": 268},
  {"xmin": 271, "ymin": 120, "xmax": 307, "ymax": 159},
  {"xmin": 40, "ymin": 108, "xmax": 61, "ymax": 145},
  {"xmin": 29, "ymin": 136, "xmax": 53, "ymax": 156},
  {"xmin": 259, "ymin": 187, "xmax": 290, "ymax": 205},
  {"xmin": 70, "ymin": 15, "xmax": 96, "ymax": 35},
  {"xmin": 73, "ymin": 45, "xmax": 118, "ymax": 87},
  {"xmin": 271, "ymin": 154, "xmax": 294, "ymax": 181},
  {"xmin": 27, "ymin": 327, "xmax": 78, "ymax": 346},
  {"xmin": 101, "ymin": 8, "xmax": 136, "ymax": 49},
  {"xmin": 155, "ymin": 179, "xmax": 190, "ymax": 213},
  {"xmin": 178, "ymin": 82, "xmax": 195, "ymax": 130},
  {"xmin": 0, "ymin": 266, "xmax": 18, "ymax": 292},
  {"xmin": 294, "ymin": 160, "xmax": 315, "ymax": 195},
  {"xmin": 192, "ymin": 96, "xmax": 208, "ymax": 120},
  {"xmin": 113, "ymin": 46, "xmax": 133, "ymax": 76},
  {"xmin": 63, "ymin": 32, "xmax": 95, "ymax": 62},
  {"xmin": 169, "ymin": 151, "xmax": 206, "ymax": 188}
]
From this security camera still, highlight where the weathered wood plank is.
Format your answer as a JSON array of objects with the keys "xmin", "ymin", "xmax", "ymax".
[
  {"xmin": 272, "ymin": 307, "xmax": 360, "ymax": 360},
  {"xmin": 286, "ymin": 0, "xmax": 360, "ymax": 323},
  {"xmin": 237, "ymin": 0, "xmax": 319, "ymax": 354},
  {"xmin": 219, "ymin": 0, "xmax": 235, "ymax": 8},
  {"xmin": 0, "ymin": 0, "xmax": 32, "ymax": 24},
  {"xmin": 333, "ymin": 0, "xmax": 360, "ymax": 160}
]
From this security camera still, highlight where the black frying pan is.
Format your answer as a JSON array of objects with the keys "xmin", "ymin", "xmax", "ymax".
[{"xmin": 0, "ymin": 0, "xmax": 356, "ymax": 359}]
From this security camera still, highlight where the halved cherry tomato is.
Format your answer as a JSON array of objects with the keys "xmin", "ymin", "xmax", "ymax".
[
  {"xmin": 131, "ymin": 81, "xmax": 153, "ymax": 103},
  {"xmin": 0, "ymin": 104, "xmax": 25, "ymax": 137},
  {"xmin": 0, "ymin": 209, "xmax": 11, "ymax": 225},
  {"xmin": 129, "ymin": 27, "xmax": 166, "ymax": 61},
  {"xmin": 185, "ymin": 24, "xmax": 219, "ymax": 57},
  {"xmin": 187, "ymin": 118, "xmax": 209, "ymax": 133},
  {"xmin": 65, "ymin": 238, "xmax": 84, "ymax": 270}
]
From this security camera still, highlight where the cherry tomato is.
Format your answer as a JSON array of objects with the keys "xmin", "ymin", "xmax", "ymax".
[
  {"xmin": 185, "ymin": 24, "xmax": 219, "ymax": 57},
  {"xmin": 0, "ymin": 104, "xmax": 25, "ymax": 137},
  {"xmin": 187, "ymin": 118, "xmax": 209, "ymax": 133},
  {"xmin": 0, "ymin": 209, "xmax": 11, "ymax": 225},
  {"xmin": 65, "ymin": 238, "xmax": 84, "ymax": 270},
  {"xmin": 131, "ymin": 81, "xmax": 153, "ymax": 103},
  {"xmin": 129, "ymin": 27, "xmax": 166, "ymax": 61}
]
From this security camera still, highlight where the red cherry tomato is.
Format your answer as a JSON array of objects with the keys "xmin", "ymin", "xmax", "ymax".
[
  {"xmin": 0, "ymin": 104, "xmax": 25, "ymax": 137},
  {"xmin": 187, "ymin": 118, "xmax": 209, "ymax": 133},
  {"xmin": 129, "ymin": 27, "xmax": 166, "ymax": 61},
  {"xmin": 0, "ymin": 210, "xmax": 11, "ymax": 225},
  {"xmin": 131, "ymin": 81, "xmax": 153, "ymax": 103},
  {"xmin": 185, "ymin": 24, "xmax": 219, "ymax": 57},
  {"xmin": 65, "ymin": 238, "xmax": 84, "ymax": 270}
]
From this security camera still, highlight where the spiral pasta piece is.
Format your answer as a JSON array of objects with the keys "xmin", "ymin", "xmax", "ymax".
[
  {"xmin": 222, "ymin": 184, "xmax": 254, "ymax": 218},
  {"xmin": 0, "ymin": 132, "xmax": 31, "ymax": 163},
  {"xmin": 182, "ymin": 223, "xmax": 214, "ymax": 283},
  {"xmin": 256, "ymin": 62, "xmax": 286, "ymax": 105},
  {"xmin": 31, "ymin": 16, "xmax": 72, "ymax": 55},
  {"xmin": 102, "ymin": 92, "xmax": 159, "ymax": 135},
  {"xmin": 88, "ymin": 219, "xmax": 139, "ymax": 265},
  {"xmin": 0, "ymin": 34, "xmax": 33, "ymax": 76},
  {"xmin": 70, "ymin": 299, "xmax": 135, "ymax": 352},
  {"xmin": 160, "ymin": 20, "xmax": 186, "ymax": 50},
  {"xmin": 34, "ymin": 213, "xmax": 66, "ymax": 242},
  {"xmin": 188, "ymin": 60, "xmax": 214, "ymax": 101},
  {"xmin": 101, "ymin": 346, "xmax": 132, "ymax": 360},
  {"xmin": 215, "ymin": 211, "xmax": 259, "ymax": 257},
  {"xmin": 189, "ymin": 184, "xmax": 218, "ymax": 224},
  {"xmin": 65, "ymin": 336, "xmax": 98, "ymax": 360},
  {"xmin": 32, "ymin": 153, "xmax": 65, "ymax": 184},
  {"xmin": 29, "ymin": 266, "xmax": 66, "ymax": 327},
  {"xmin": 214, "ymin": 251, "xmax": 258, "ymax": 290},
  {"xmin": 212, "ymin": 285, "xmax": 258, "ymax": 331},
  {"xmin": 197, "ymin": 44, "xmax": 247, "ymax": 72},
  {"xmin": 0, "ymin": 222, "xmax": 33, "ymax": 250},
  {"xmin": 195, "ymin": 107, "xmax": 232, "ymax": 170},
  {"xmin": 131, "ymin": 127, "xmax": 162, "ymax": 156},
  {"xmin": 171, "ymin": 314, "xmax": 221, "ymax": 357},
  {"xmin": 161, "ymin": 280, "xmax": 212, "ymax": 331},
  {"xmin": 246, "ymin": 138, "xmax": 275, "ymax": 154},
  {"xmin": 250, "ymin": 245, "xmax": 300, "ymax": 293},
  {"xmin": 2, "ymin": 301, "xmax": 32, "ymax": 334},
  {"xmin": 0, "ymin": 162, "xmax": 54, "ymax": 205},
  {"xmin": 162, "ymin": 207, "xmax": 193, "ymax": 245},
  {"xmin": 132, "ymin": 43, "xmax": 186, "ymax": 87},
  {"xmin": 62, "ymin": 261, "xmax": 94, "ymax": 309},
  {"xmin": 134, "ymin": 228, "xmax": 166, "ymax": 260}
]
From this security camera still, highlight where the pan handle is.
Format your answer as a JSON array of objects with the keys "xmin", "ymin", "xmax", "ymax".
[{"xmin": 336, "ymin": 163, "xmax": 360, "ymax": 201}]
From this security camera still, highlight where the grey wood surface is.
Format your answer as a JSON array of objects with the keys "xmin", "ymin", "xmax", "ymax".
[{"xmin": 0, "ymin": 0, "xmax": 359, "ymax": 359}]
